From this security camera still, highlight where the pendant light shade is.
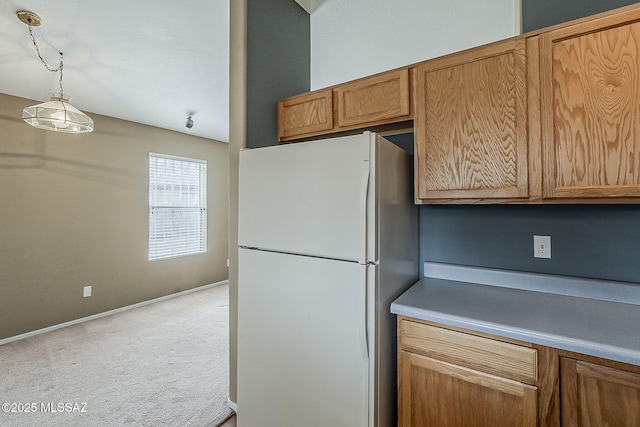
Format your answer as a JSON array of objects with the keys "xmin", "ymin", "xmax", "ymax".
[
  {"xmin": 23, "ymin": 94, "xmax": 94, "ymax": 133},
  {"xmin": 17, "ymin": 10, "xmax": 94, "ymax": 134}
]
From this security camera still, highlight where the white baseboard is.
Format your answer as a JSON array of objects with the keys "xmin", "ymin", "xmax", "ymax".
[
  {"xmin": 0, "ymin": 280, "xmax": 229, "ymax": 346},
  {"xmin": 227, "ymin": 399, "xmax": 237, "ymax": 412}
]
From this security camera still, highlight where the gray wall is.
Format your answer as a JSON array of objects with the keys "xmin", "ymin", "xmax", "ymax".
[
  {"xmin": 421, "ymin": 1, "xmax": 640, "ymax": 284},
  {"xmin": 246, "ymin": 0, "xmax": 310, "ymax": 148},
  {"xmin": 522, "ymin": 0, "xmax": 639, "ymax": 32},
  {"xmin": 421, "ymin": 204, "xmax": 640, "ymax": 283}
]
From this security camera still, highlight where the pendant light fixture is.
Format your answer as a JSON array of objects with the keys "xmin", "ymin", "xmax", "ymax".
[{"xmin": 17, "ymin": 10, "xmax": 94, "ymax": 134}]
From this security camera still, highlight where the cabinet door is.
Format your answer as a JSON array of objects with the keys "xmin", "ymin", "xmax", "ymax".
[
  {"xmin": 335, "ymin": 69, "xmax": 412, "ymax": 129},
  {"xmin": 540, "ymin": 9, "xmax": 640, "ymax": 198},
  {"xmin": 561, "ymin": 358, "xmax": 640, "ymax": 427},
  {"xmin": 415, "ymin": 39, "xmax": 528, "ymax": 201},
  {"xmin": 278, "ymin": 89, "xmax": 333, "ymax": 141},
  {"xmin": 399, "ymin": 350, "xmax": 537, "ymax": 427}
]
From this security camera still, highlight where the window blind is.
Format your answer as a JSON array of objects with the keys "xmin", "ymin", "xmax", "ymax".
[{"xmin": 149, "ymin": 154, "xmax": 207, "ymax": 260}]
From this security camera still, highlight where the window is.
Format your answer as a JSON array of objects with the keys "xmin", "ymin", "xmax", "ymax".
[{"xmin": 149, "ymin": 153, "xmax": 207, "ymax": 260}]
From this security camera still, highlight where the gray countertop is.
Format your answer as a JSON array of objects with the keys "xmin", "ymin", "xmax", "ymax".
[{"xmin": 391, "ymin": 263, "xmax": 640, "ymax": 365}]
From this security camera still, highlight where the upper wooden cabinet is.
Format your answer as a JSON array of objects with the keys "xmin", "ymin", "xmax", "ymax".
[
  {"xmin": 278, "ymin": 4, "xmax": 640, "ymax": 203},
  {"xmin": 540, "ymin": 7, "xmax": 640, "ymax": 199},
  {"xmin": 278, "ymin": 89, "xmax": 333, "ymax": 141},
  {"xmin": 277, "ymin": 69, "xmax": 413, "ymax": 142},
  {"xmin": 414, "ymin": 39, "xmax": 529, "ymax": 202},
  {"xmin": 335, "ymin": 69, "xmax": 411, "ymax": 128}
]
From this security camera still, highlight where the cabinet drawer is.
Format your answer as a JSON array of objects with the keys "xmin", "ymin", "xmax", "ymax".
[
  {"xmin": 278, "ymin": 89, "xmax": 333, "ymax": 141},
  {"xmin": 400, "ymin": 320, "xmax": 538, "ymax": 384},
  {"xmin": 336, "ymin": 69, "xmax": 411, "ymax": 128}
]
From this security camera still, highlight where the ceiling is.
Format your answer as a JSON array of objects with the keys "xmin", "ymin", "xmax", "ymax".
[{"xmin": 0, "ymin": 0, "xmax": 230, "ymax": 142}]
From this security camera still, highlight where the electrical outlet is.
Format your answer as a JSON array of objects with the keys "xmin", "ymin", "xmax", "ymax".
[
  {"xmin": 83, "ymin": 286, "xmax": 92, "ymax": 298},
  {"xmin": 534, "ymin": 235, "xmax": 551, "ymax": 259}
]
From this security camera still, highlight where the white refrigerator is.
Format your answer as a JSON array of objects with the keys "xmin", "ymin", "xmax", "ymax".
[{"xmin": 237, "ymin": 131, "xmax": 418, "ymax": 427}]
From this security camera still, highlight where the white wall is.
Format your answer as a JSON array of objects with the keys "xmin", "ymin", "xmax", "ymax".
[{"xmin": 311, "ymin": 0, "xmax": 521, "ymax": 89}]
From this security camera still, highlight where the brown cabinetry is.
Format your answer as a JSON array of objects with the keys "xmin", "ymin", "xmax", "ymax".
[
  {"xmin": 278, "ymin": 89, "xmax": 333, "ymax": 141},
  {"xmin": 540, "ymin": 7, "xmax": 640, "ymax": 199},
  {"xmin": 561, "ymin": 357, "xmax": 640, "ymax": 426},
  {"xmin": 398, "ymin": 318, "xmax": 538, "ymax": 427},
  {"xmin": 400, "ymin": 351, "xmax": 537, "ymax": 427},
  {"xmin": 335, "ymin": 69, "xmax": 412, "ymax": 129},
  {"xmin": 416, "ymin": 4, "xmax": 640, "ymax": 203},
  {"xmin": 413, "ymin": 5, "xmax": 640, "ymax": 204},
  {"xmin": 399, "ymin": 315, "xmax": 640, "ymax": 427},
  {"xmin": 278, "ymin": 4, "xmax": 640, "ymax": 203},
  {"xmin": 277, "ymin": 69, "xmax": 413, "ymax": 142},
  {"xmin": 414, "ymin": 39, "xmax": 530, "ymax": 202}
]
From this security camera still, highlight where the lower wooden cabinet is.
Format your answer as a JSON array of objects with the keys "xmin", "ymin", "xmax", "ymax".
[
  {"xmin": 398, "ymin": 318, "xmax": 539, "ymax": 427},
  {"xmin": 561, "ymin": 357, "xmax": 640, "ymax": 427},
  {"xmin": 399, "ymin": 350, "xmax": 537, "ymax": 427},
  {"xmin": 398, "ymin": 316, "xmax": 640, "ymax": 427}
]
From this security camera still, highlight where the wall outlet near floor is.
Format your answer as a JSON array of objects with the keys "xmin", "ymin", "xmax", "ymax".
[
  {"xmin": 534, "ymin": 235, "xmax": 551, "ymax": 259},
  {"xmin": 83, "ymin": 286, "xmax": 92, "ymax": 298}
]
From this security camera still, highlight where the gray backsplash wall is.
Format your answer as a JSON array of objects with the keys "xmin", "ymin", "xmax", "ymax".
[{"xmin": 421, "ymin": 204, "xmax": 640, "ymax": 283}]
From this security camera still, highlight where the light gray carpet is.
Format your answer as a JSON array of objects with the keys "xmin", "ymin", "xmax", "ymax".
[{"xmin": 0, "ymin": 283, "xmax": 232, "ymax": 427}]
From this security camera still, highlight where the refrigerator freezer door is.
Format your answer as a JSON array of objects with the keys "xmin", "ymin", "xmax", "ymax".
[
  {"xmin": 237, "ymin": 248, "xmax": 369, "ymax": 427},
  {"xmin": 238, "ymin": 134, "xmax": 372, "ymax": 262}
]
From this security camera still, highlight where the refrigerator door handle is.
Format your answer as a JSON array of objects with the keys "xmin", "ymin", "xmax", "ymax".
[
  {"xmin": 359, "ymin": 159, "xmax": 370, "ymax": 265},
  {"xmin": 359, "ymin": 267, "xmax": 369, "ymax": 361}
]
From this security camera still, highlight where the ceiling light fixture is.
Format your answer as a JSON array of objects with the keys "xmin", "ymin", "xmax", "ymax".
[
  {"xmin": 17, "ymin": 10, "xmax": 94, "ymax": 134},
  {"xmin": 185, "ymin": 116, "xmax": 194, "ymax": 129}
]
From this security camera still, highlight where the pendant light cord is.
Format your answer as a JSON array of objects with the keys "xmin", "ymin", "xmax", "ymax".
[{"xmin": 27, "ymin": 21, "xmax": 64, "ymax": 97}]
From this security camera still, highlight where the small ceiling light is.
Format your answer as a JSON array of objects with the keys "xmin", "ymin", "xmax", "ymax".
[
  {"xmin": 17, "ymin": 10, "xmax": 94, "ymax": 134},
  {"xmin": 186, "ymin": 116, "xmax": 194, "ymax": 129}
]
